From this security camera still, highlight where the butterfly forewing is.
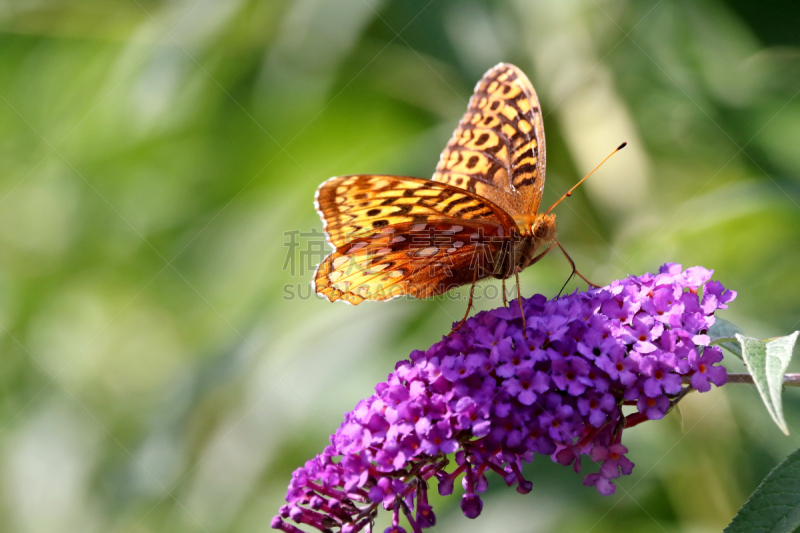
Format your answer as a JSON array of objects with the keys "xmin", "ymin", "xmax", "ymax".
[
  {"xmin": 432, "ymin": 63, "xmax": 546, "ymax": 217},
  {"xmin": 315, "ymin": 174, "xmax": 515, "ymax": 246}
]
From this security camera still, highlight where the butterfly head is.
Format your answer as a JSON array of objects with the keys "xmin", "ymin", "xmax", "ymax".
[
  {"xmin": 514, "ymin": 213, "xmax": 557, "ymax": 272},
  {"xmin": 532, "ymin": 213, "xmax": 556, "ymax": 242}
]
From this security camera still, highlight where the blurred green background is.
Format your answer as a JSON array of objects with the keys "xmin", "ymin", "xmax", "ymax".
[{"xmin": 0, "ymin": 1, "xmax": 798, "ymax": 532}]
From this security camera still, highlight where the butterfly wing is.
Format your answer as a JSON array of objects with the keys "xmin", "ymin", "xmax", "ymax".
[
  {"xmin": 432, "ymin": 62, "xmax": 546, "ymax": 217},
  {"xmin": 314, "ymin": 222, "xmax": 511, "ymax": 304},
  {"xmin": 314, "ymin": 175, "xmax": 516, "ymax": 304},
  {"xmin": 314, "ymin": 174, "xmax": 516, "ymax": 247}
]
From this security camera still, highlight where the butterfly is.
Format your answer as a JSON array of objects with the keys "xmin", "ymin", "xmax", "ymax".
[{"xmin": 313, "ymin": 63, "xmax": 610, "ymax": 330}]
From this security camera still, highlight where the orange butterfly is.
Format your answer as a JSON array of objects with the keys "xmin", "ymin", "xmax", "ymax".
[{"xmin": 313, "ymin": 63, "xmax": 621, "ymax": 330}]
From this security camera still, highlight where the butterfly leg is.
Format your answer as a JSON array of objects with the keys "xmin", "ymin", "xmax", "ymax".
[
  {"xmin": 511, "ymin": 241, "xmax": 558, "ymax": 330},
  {"xmin": 449, "ymin": 266, "xmax": 479, "ymax": 336},
  {"xmin": 555, "ymin": 239, "xmax": 601, "ymax": 298},
  {"xmin": 514, "ymin": 269, "xmax": 528, "ymax": 338},
  {"xmin": 502, "ymin": 278, "xmax": 509, "ymax": 307}
]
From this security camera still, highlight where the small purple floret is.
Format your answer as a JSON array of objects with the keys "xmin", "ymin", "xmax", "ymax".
[
  {"xmin": 271, "ymin": 264, "xmax": 736, "ymax": 532},
  {"xmin": 460, "ymin": 494, "xmax": 483, "ymax": 519}
]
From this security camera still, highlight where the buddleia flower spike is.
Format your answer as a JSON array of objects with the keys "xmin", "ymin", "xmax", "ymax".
[{"xmin": 272, "ymin": 263, "xmax": 736, "ymax": 533}]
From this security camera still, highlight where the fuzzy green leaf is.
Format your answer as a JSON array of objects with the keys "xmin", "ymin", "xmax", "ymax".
[
  {"xmin": 709, "ymin": 317, "xmax": 743, "ymax": 359},
  {"xmin": 725, "ymin": 447, "xmax": 800, "ymax": 533},
  {"xmin": 736, "ymin": 332, "xmax": 798, "ymax": 435}
]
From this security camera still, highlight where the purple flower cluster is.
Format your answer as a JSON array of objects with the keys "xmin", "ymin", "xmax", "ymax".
[{"xmin": 272, "ymin": 264, "xmax": 736, "ymax": 533}]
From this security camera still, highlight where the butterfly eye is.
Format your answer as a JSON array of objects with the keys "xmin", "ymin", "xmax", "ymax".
[{"xmin": 532, "ymin": 214, "xmax": 556, "ymax": 241}]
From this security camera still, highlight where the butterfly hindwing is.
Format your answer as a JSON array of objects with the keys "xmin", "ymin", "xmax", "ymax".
[
  {"xmin": 432, "ymin": 62, "xmax": 546, "ymax": 217},
  {"xmin": 314, "ymin": 220, "xmax": 513, "ymax": 304}
]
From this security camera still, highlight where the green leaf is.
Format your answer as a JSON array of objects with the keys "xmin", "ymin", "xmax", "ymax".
[
  {"xmin": 709, "ymin": 317, "xmax": 743, "ymax": 359},
  {"xmin": 736, "ymin": 332, "xmax": 799, "ymax": 435},
  {"xmin": 725, "ymin": 447, "xmax": 800, "ymax": 533}
]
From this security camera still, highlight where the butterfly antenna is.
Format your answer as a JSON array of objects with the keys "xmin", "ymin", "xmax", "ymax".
[{"xmin": 544, "ymin": 142, "xmax": 627, "ymax": 215}]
